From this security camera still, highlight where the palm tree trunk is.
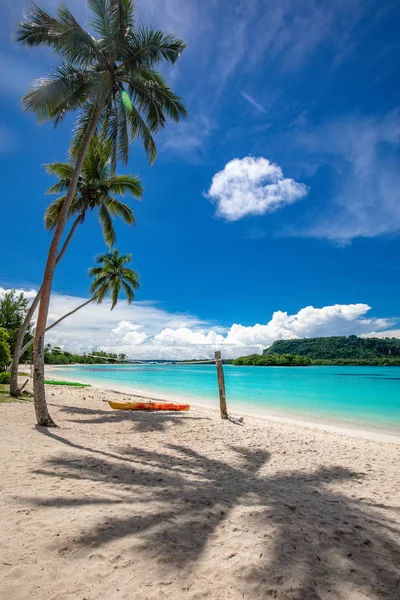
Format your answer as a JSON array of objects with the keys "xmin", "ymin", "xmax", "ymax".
[
  {"xmin": 33, "ymin": 107, "xmax": 102, "ymax": 427},
  {"xmin": 20, "ymin": 298, "xmax": 94, "ymax": 357},
  {"xmin": 10, "ymin": 214, "xmax": 83, "ymax": 397}
]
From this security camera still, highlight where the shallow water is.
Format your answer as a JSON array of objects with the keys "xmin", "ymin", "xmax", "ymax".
[{"xmin": 48, "ymin": 364, "xmax": 400, "ymax": 431}]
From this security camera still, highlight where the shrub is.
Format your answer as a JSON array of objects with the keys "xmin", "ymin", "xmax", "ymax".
[
  {"xmin": 0, "ymin": 328, "xmax": 11, "ymax": 371},
  {"xmin": 0, "ymin": 371, "xmax": 11, "ymax": 384}
]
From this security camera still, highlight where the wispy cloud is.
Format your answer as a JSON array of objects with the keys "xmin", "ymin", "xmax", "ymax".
[
  {"xmin": 161, "ymin": 115, "xmax": 213, "ymax": 160},
  {"xmin": 241, "ymin": 91, "xmax": 267, "ymax": 113},
  {"xmin": 287, "ymin": 112, "xmax": 400, "ymax": 243}
]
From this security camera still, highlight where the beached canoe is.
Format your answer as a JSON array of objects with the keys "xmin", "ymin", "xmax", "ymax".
[{"xmin": 108, "ymin": 400, "xmax": 190, "ymax": 412}]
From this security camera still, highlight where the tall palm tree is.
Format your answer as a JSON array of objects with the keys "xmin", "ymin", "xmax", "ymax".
[
  {"xmin": 20, "ymin": 249, "xmax": 139, "ymax": 359},
  {"xmin": 16, "ymin": 0, "xmax": 187, "ymax": 425},
  {"xmin": 10, "ymin": 135, "xmax": 142, "ymax": 397}
]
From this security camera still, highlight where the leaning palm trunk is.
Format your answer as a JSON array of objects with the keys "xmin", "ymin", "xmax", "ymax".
[
  {"xmin": 20, "ymin": 298, "xmax": 94, "ymax": 357},
  {"xmin": 10, "ymin": 215, "xmax": 83, "ymax": 397},
  {"xmin": 33, "ymin": 108, "xmax": 102, "ymax": 426}
]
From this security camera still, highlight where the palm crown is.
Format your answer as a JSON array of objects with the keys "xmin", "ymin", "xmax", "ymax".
[
  {"xmin": 44, "ymin": 135, "xmax": 142, "ymax": 247},
  {"xmin": 16, "ymin": 0, "xmax": 187, "ymax": 166},
  {"xmin": 89, "ymin": 248, "xmax": 139, "ymax": 309}
]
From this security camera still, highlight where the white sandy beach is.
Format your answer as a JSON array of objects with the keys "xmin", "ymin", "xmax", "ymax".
[{"xmin": 1, "ymin": 379, "xmax": 400, "ymax": 600}]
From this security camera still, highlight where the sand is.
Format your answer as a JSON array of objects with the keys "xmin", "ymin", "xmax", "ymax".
[{"xmin": 0, "ymin": 382, "xmax": 399, "ymax": 600}]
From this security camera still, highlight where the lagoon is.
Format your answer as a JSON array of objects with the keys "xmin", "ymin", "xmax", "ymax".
[{"xmin": 48, "ymin": 363, "xmax": 400, "ymax": 433}]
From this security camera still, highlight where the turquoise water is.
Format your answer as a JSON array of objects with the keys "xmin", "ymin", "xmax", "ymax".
[{"xmin": 48, "ymin": 364, "xmax": 400, "ymax": 431}]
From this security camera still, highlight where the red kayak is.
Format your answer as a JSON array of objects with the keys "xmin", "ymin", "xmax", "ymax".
[{"xmin": 108, "ymin": 400, "xmax": 190, "ymax": 411}]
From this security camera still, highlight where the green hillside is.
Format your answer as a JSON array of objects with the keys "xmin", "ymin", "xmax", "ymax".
[
  {"xmin": 263, "ymin": 336, "xmax": 400, "ymax": 360},
  {"xmin": 232, "ymin": 336, "xmax": 400, "ymax": 366}
]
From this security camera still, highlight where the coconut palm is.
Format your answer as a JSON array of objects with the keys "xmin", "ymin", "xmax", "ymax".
[
  {"xmin": 16, "ymin": 0, "xmax": 187, "ymax": 425},
  {"xmin": 9, "ymin": 135, "xmax": 142, "ymax": 398},
  {"xmin": 44, "ymin": 135, "xmax": 142, "ymax": 247},
  {"xmin": 20, "ymin": 249, "xmax": 139, "ymax": 357}
]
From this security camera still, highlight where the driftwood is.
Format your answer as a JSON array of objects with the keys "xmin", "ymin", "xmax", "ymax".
[
  {"xmin": 227, "ymin": 414, "xmax": 244, "ymax": 426},
  {"xmin": 19, "ymin": 379, "xmax": 29, "ymax": 394}
]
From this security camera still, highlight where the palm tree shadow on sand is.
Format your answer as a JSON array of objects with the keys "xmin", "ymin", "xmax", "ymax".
[
  {"xmin": 56, "ymin": 403, "xmax": 210, "ymax": 432},
  {"xmin": 32, "ymin": 427, "xmax": 400, "ymax": 599}
]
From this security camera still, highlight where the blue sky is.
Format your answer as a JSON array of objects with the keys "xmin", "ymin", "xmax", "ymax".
[{"xmin": 1, "ymin": 0, "xmax": 400, "ymax": 358}]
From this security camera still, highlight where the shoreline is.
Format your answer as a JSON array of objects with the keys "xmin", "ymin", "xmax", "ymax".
[{"xmin": 45, "ymin": 366, "xmax": 400, "ymax": 444}]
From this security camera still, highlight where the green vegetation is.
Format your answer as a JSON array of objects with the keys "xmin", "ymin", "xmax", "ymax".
[
  {"xmin": 233, "ymin": 353, "xmax": 312, "ymax": 366},
  {"xmin": 0, "ymin": 290, "xmax": 33, "ymax": 361},
  {"xmin": 0, "ymin": 329, "xmax": 11, "ymax": 371},
  {"xmin": 44, "ymin": 135, "xmax": 142, "ymax": 249},
  {"xmin": 44, "ymin": 344, "xmax": 128, "ymax": 365},
  {"xmin": 0, "ymin": 382, "xmax": 32, "ymax": 403},
  {"xmin": 265, "ymin": 336, "xmax": 400, "ymax": 364},
  {"xmin": 0, "ymin": 370, "xmax": 11, "ymax": 384},
  {"xmin": 234, "ymin": 336, "xmax": 400, "ymax": 366},
  {"xmin": 44, "ymin": 380, "xmax": 91, "ymax": 387}
]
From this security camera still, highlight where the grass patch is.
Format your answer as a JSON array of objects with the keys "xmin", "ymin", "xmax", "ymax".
[
  {"xmin": 0, "ymin": 384, "xmax": 32, "ymax": 403},
  {"xmin": 44, "ymin": 379, "xmax": 91, "ymax": 387}
]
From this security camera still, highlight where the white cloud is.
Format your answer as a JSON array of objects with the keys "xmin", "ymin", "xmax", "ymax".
[
  {"xmin": 0, "ymin": 286, "xmax": 37, "ymax": 300},
  {"xmin": 224, "ymin": 304, "xmax": 396, "ymax": 350},
  {"xmin": 109, "ymin": 321, "xmax": 148, "ymax": 346},
  {"xmin": 361, "ymin": 330, "xmax": 400, "ymax": 340},
  {"xmin": 207, "ymin": 156, "xmax": 308, "ymax": 221},
  {"xmin": 1, "ymin": 287, "xmax": 397, "ymax": 360},
  {"xmin": 154, "ymin": 327, "xmax": 224, "ymax": 347}
]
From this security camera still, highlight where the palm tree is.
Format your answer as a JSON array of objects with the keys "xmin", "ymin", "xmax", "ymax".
[
  {"xmin": 19, "ymin": 250, "xmax": 139, "ymax": 359},
  {"xmin": 9, "ymin": 135, "xmax": 142, "ymax": 397},
  {"xmin": 44, "ymin": 135, "xmax": 142, "ymax": 247},
  {"xmin": 16, "ymin": 0, "xmax": 187, "ymax": 425}
]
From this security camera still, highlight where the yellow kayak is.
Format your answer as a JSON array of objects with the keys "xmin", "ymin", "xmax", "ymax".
[{"xmin": 108, "ymin": 400, "xmax": 190, "ymax": 412}]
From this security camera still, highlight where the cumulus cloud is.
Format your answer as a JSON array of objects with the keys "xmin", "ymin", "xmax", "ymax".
[
  {"xmin": 2, "ymin": 286, "xmax": 397, "ymax": 360},
  {"xmin": 207, "ymin": 157, "xmax": 308, "ymax": 221},
  {"xmin": 154, "ymin": 328, "xmax": 224, "ymax": 347},
  {"xmin": 224, "ymin": 304, "xmax": 395, "ymax": 349},
  {"xmin": 109, "ymin": 321, "xmax": 148, "ymax": 346}
]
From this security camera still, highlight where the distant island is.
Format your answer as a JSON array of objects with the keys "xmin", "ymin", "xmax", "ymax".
[{"xmin": 232, "ymin": 336, "xmax": 400, "ymax": 366}]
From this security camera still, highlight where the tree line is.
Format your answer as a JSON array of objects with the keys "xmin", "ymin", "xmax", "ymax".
[
  {"xmin": 232, "ymin": 336, "xmax": 400, "ymax": 366},
  {"xmin": 44, "ymin": 345, "xmax": 127, "ymax": 365}
]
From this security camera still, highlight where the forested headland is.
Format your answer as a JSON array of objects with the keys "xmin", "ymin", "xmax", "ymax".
[{"xmin": 232, "ymin": 336, "xmax": 400, "ymax": 366}]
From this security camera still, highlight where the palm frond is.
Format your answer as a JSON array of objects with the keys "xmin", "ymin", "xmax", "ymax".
[
  {"xmin": 108, "ymin": 174, "xmax": 142, "ymax": 197},
  {"xmin": 106, "ymin": 197, "xmax": 135, "ymax": 225},
  {"xmin": 44, "ymin": 194, "xmax": 83, "ymax": 229},
  {"xmin": 98, "ymin": 203, "xmax": 116, "ymax": 248},
  {"xmin": 121, "ymin": 267, "xmax": 139, "ymax": 288},
  {"xmin": 44, "ymin": 161, "xmax": 75, "ymax": 179},
  {"xmin": 70, "ymin": 103, "xmax": 101, "ymax": 158},
  {"xmin": 21, "ymin": 64, "xmax": 92, "ymax": 122},
  {"xmin": 121, "ymin": 279, "xmax": 135, "ymax": 303},
  {"xmin": 125, "ymin": 104, "xmax": 157, "ymax": 164},
  {"xmin": 15, "ymin": 4, "xmax": 58, "ymax": 47},
  {"xmin": 119, "ymin": 27, "xmax": 186, "ymax": 68},
  {"xmin": 110, "ymin": 277, "xmax": 121, "ymax": 309},
  {"xmin": 16, "ymin": 2, "xmax": 100, "ymax": 67}
]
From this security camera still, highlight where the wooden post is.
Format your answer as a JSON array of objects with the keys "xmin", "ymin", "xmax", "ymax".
[{"xmin": 215, "ymin": 351, "xmax": 228, "ymax": 419}]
